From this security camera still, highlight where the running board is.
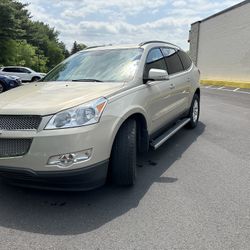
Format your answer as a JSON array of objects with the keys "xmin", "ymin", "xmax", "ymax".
[{"xmin": 150, "ymin": 118, "xmax": 191, "ymax": 150}]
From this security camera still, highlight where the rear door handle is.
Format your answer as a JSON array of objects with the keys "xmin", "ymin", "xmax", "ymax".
[{"xmin": 170, "ymin": 83, "xmax": 175, "ymax": 89}]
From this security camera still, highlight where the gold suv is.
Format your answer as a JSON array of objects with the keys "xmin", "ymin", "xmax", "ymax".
[{"xmin": 0, "ymin": 41, "xmax": 200, "ymax": 190}]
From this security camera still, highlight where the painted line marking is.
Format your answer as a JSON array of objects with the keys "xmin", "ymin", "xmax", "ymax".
[
  {"xmin": 218, "ymin": 86, "xmax": 225, "ymax": 89},
  {"xmin": 202, "ymin": 86, "xmax": 250, "ymax": 95},
  {"xmin": 233, "ymin": 88, "xmax": 240, "ymax": 92},
  {"xmin": 237, "ymin": 90, "xmax": 250, "ymax": 95},
  {"xmin": 205, "ymin": 85, "xmax": 212, "ymax": 88}
]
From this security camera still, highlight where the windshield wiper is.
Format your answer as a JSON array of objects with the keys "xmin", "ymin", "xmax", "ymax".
[{"xmin": 71, "ymin": 79, "xmax": 103, "ymax": 82}]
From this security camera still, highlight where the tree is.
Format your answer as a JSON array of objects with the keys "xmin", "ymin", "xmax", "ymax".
[
  {"xmin": 14, "ymin": 40, "xmax": 48, "ymax": 72},
  {"xmin": 0, "ymin": 0, "xmax": 70, "ymax": 72},
  {"xmin": 70, "ymin": 41, "xmax": 87, "ymax": 55},
  {"xmin": 25, "ymin": 21, "xmax": 66, "ymax": 69},
  {"xmin": 59, "ymin": 42, "xmax": 70, "ymax": 59},
  {"xmin": 0, "ymin": 0, "xmax": 29, "ymax": 40}
]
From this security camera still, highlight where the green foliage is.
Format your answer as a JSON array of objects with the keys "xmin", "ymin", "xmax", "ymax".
[
  {"xmin": 14, "ymin": 40, "xmax": 48, "ymax": 72},
  {"xmin": 0, "ymin": 0, "xmax": 29, "ymax": 40},
  {"xmin": 70, "ymin": 41, "xmax": 87, "ymax": 55},
  {"xmin": 0, "ymin": 0, "xmax": 70, "ymax": 72}
]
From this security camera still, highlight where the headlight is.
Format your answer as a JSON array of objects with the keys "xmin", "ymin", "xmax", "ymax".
[{"xmin": 45, "ymin": 97, "xmax": 107, "ymax": 129}]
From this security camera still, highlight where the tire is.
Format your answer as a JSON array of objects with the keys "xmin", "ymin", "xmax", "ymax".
[
  {"xmin": 31, "ymin": 77, "xmax": 40, "ymax": 82},
  {"xmin": 186, "ymin": 93, "xmax": 200, "ymax": 129},
  {"xmin": 110, "ymin": 119, "xmax": 137, "ymax": 186},
  {"xmin": 0, "ymin": 82, "xmax": 5, "ymax": 93}
]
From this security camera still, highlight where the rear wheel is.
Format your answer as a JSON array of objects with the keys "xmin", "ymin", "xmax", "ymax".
[
  {"xmin": 110, "ymin": 119, "xmax": 137, "ymax": 186},
  {"xmin": 0, "ymin": 82, "xmax": 5, "ymax": 93},
  {"xmin": 186, "ymin": 93, "xmax": 200, "ymax": 129}
]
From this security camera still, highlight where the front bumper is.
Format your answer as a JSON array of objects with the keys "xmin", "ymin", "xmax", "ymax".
[
  {"xmin": 0, "ymin": 117, "xmax": 115, "ymax": 171},
  {"xmin": 0, "ymin": 113, "xmax": 120, "ymax": 190},
  {"xmin": 0, "ymin": 160, "xmax": 109, "ymax": 191}
]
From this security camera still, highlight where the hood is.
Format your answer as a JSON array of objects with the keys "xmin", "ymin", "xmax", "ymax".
[
  {"xmin": 0, "ymin": 75, "xmax": 20, "ymax": 81},
  {"xmin": 38, "ymin": 72, "xmax": 47, "ymax": 77},
  {"xmin": 0, "ymin": 81, "xmax": 124, "ymax": 115}
]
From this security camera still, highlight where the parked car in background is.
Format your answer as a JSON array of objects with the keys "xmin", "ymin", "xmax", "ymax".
[
  {"xmin": 0, "ymin": 66, "xmax": 46, "ymax": 82},
  {"xmin": 0, "ymin": 75, "xmax": 22, "ymax": 93}
]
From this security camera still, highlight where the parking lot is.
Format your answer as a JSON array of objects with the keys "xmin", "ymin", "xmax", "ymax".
[{"xmin": 0, "ymin": 87, "xmax": 249, "ymax": 250}]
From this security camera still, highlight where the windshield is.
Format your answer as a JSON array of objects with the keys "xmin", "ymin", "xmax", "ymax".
[{"xmin": 42, "ymin": 48, "xmax": 143, "ymax": 82}]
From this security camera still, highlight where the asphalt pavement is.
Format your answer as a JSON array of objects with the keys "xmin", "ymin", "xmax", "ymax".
[{"xmin": 0, "ymin": 88, "xmax": 249, "ymax": 250}]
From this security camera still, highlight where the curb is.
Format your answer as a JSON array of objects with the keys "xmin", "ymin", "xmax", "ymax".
[{"xmin": 200, "ymin": 80, "xmax": 250, "ymax": 89}]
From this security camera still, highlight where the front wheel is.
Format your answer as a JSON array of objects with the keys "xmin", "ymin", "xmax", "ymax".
[
  {"xmin": 31, "ymin": 77, "xmax": 40, "ymax": 82},
  {"xmin": 186, "ymin": 93, "xmax": 200, "ymax": 129},
  {"xmin": 110, "ymin": 119, "xmax": 137, "ymax": 186}
]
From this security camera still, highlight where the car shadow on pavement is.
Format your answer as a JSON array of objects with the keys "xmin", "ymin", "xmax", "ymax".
[{"xmin": 0, "ymin": 122, "xmax": 205, "ymax": 236}]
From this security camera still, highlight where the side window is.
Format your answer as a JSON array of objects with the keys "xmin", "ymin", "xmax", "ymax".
[
  {"xmin": 13, "ymin": 68, "xmax": 21, "ymax": 73},
  {"xmin": 178, "ymin": 50, "xmax": 192, "ymax": 70},
  {"xmin": 3, "ymin": 68, "xmax": 15, "ymax": 72},
  {"xmin": 144, "ymin": 48, "xmax": 167, "ymax": 78},
  {"xmin": 19, "ymin": 68, "xmax": 30, "ymax": 73},
  {"xmin": 161, "ymin": 48, "xmax": 184, "ymax": 75}
]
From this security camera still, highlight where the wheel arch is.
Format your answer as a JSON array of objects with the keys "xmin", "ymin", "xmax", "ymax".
[
  {"xmin": 0, "ymin": 80, "xmax": 6, "ymax": 92},
  {"xmin": 110, "ymin": 110, "xmax": 149, "ymax": 155},
  {"xmin": 31, "ymin": 76, "xmax": 41, "ymax": 82},
  {"xmin": 195, "ymin": 88, "xmax": 200, "ymax": 99}
]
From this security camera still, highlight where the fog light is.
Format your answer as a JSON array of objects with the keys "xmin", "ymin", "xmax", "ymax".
[{"xmin": 47, "ymin": 149, "xmax": 92, "ymax": 168}]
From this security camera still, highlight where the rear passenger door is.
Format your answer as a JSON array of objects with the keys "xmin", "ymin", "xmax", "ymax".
[{"xmin": 161, "ymin": 47, "xmax": 191, "ymax": 118}]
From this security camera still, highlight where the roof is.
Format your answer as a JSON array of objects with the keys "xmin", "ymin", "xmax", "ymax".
[
  {"xmin": 192, "ymin": 0, "xmax": 250, "ymax": 25},
  {"xmin": 2, "ymin": 66, "xmax": 28, "ymax": 68}
]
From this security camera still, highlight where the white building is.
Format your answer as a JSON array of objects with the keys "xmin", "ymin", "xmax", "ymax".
[{"xmin": 189, "ymin": 0, "xmax": 250, "ymax": 83}]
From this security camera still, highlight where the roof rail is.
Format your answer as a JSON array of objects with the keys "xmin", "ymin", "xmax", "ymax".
[
  {"xmin": 139, "ymin": 41, "xmax": 180, "ymax": 48},
  {"xmin": 85, "ymin": 44, "xmax": 112, "ymax": 50},
  {"xmin": 85, "ymin": 45, "xmax": 105, "ymax": 50}
]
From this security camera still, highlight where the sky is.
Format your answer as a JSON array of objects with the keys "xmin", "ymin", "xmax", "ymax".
[{"xmin": 19, "ymin": 0, "xmax": 242, "ymax": 50}]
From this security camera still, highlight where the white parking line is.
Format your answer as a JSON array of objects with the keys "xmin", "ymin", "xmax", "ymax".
[
  {"xmin": 202, "ymin": 86, "xmax": 250, "ymax": 95},
  {"xmin": 218, "ymin": 86, "xmax": 224, "ymax": 89},
  {"xmin": 236, "ymin": 90, "xmax": 250, "ymax": 95},
  {"xmin": 233, "ymin": 88, "xmax": 240, "ymax": 92}
]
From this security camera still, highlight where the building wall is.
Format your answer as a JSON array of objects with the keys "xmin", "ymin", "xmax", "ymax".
[
  {"xmin": 190, "ymin": 2, "xmax": 250, "ymax": 82},
  {"xmin": 189, "ymin": 22, "xmax": 200, "ymax": 66}
]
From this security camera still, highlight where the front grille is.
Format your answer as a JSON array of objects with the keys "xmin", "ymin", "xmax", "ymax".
[
  {"xmin": 0, "ymin": 115, "xmax": 41, "ymax": 130},
  {"xmin": 0, "ymin": 138, "xmax": 32, "ymax": 157}
]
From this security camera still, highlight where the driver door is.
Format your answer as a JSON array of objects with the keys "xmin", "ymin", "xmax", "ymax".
[{"xmin": 144, "ymin": 48, "xmax": 176, "ymax": 133}]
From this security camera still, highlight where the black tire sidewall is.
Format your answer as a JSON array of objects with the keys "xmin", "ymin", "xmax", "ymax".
[
  {"xmin": 110, "ymin": 119, "xmax": 137, "ymax": 186},
  {"xmin": 0, "ymin": 82, "xmax": 5, "ymax": 93},
  {"xmin": 188, "ymin": 94, "xmax": 200, "ymax": 128},
  {"xmin": 32, "ymin": 77, "xmax": 40, "ymax": 82}
]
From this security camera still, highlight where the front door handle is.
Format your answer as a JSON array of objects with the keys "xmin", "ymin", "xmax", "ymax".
[{"xmin": 170, "ymin": 83, "xmax": 175, "ymax": 89}]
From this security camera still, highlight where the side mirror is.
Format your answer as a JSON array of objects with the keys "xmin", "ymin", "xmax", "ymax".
[{"xmin": 146, "ymin": 68, "xmax": 169, "ymax": 82}]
